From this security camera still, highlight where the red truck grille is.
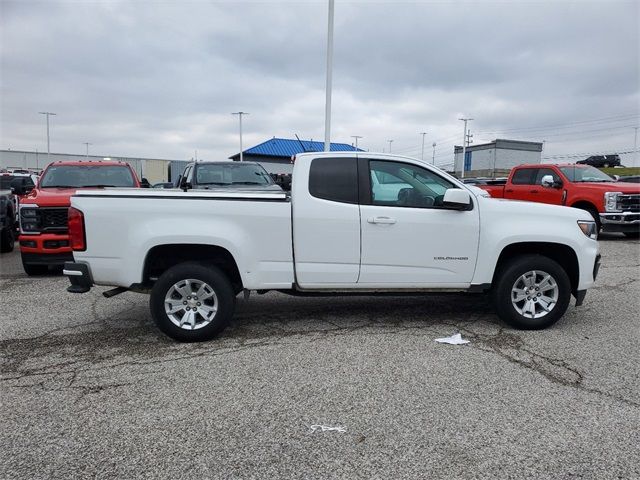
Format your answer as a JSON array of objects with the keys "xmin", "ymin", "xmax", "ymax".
[
  {"xmin": 38, "ymin": 208, "xmax": 69, "ymax": 233},
  {"xmin": 618, "ymin": 194, "xmax": 640, "ymax": 213}
]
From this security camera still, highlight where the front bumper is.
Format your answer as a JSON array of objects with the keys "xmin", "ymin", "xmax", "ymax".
[
  {"xmin": 21, "ymin": 251, "xmax": 74, "ymax": 266},
  {"xmin": 19, "ymin": 232, "xmax": 71, "ymax": 254},
  {"xmin": 575, "ymin": 254, "xmax": 601, "ymax": 307},
  {"xmin": 63, "ymin": 262, "xmax": 93, "ymax": 293},
  {"xmin": 600, "ymin": 212, "xmax": 640, "ymax": 233}
]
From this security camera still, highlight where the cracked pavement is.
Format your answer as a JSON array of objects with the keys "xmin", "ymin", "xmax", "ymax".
[{"xmin": 1, "ymin": 235, "xmax": 639, "ymax": 479}]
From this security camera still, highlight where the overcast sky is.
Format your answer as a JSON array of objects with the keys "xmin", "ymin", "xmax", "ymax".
[{"xmin": 1, "ymin": 0, "xmax": 638, "ymax": 166}]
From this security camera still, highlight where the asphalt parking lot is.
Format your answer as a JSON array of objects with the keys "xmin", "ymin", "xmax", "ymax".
[{"xmin": 1, "ymin": 235, "xmax": 639, "ymax": 479}]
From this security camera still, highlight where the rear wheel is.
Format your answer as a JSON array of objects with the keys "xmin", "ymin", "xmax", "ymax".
[
  {"xmin": 150, "ymin": 262, "xmax": 235, "ymax": 342},
  {"xmin": 492, "ymin": 255, "xmax": 571, "ymax": 330}
]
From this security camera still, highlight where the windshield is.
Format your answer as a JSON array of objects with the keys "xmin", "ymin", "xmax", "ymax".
[
  {"xmin": 195, "ymin": 163, "xmax": 273, "ymax": 186},
  {"xmin": 40, "ymin": 165, "xmax": 136, "ymax": 188},
  {"xmin": 558, "ymin": 165, "xmax": 614, "ymax": 183}
]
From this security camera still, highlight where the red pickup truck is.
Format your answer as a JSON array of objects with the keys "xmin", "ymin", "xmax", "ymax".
[
  {"xmin": 17, "ymin": 160, "xmax": 140, "ymax": 275},
  {"xmin": 479, "ymin": 164, "xmax": 640, "ymax": 238}
]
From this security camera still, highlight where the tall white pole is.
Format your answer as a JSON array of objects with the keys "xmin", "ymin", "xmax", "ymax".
[
  {"xmin": 634, "ymin": 127, "xmax": 639, "ymax": 166},
  {"xmin": 83, "ymin": 142, "xmax": 91, "ymax": 159},
  {"xmin": 39, "ymin": 112, "xmax": 56, "ymax": 161},
  {"xmin": 388, "ymin": 139, "xmax": 393, "ymax": 153},
  {"xmin": 232, "ymin": 112, "xmax": 248, "ymax": 161},
  {"xmin": 432, "ymin": 142, "xmax": 436, "ymax": 165},
  {"xmin": 351, "ymin": 135, "xmax": 362, "ymax": 150},
  {"xmin": 458, "ymin": 117, "xmax": 473, "ymax": 179},
  {"xmin": 324, "ymin": 0, "xmax": 335, "ymax": 152},
  {"xmin": 420, "ymin": 132, "xmax": 427, "ymax": 161}
]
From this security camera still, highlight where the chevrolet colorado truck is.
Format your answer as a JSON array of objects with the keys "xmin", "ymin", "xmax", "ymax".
[
  {"xmin": 64, "ymin": 152, "xmax": 601, "ymax": 341},
  {"xmin": 479, "ymin": 164, "xmax": 640, "ymax": 238},
  {"xmin": 18, "ymin": 160, "xmax": 140, "ymax": 275}
]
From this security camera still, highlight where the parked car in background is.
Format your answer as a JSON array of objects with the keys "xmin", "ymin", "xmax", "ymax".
[
  {"xmin": 18, "ymin": 160, "xmax": 141, "ymax": 275},
  {"xmin": 152, "ymin": 182, "xmax": 175, "ymax": 189},
  {"xmin": 577, "ymin": 155, "xmax": 621, "ymax": 168},
  {"xmin": 617, "ymin": 175, "xmax": 640, "ymax": 183},
  {"xmin": 65, "ymin": 152, "xmax": 600, "ymax": 341},
  {"xmin": 1, "ymin": 173, "xmax": 38, "ymax": 211},
  {"xmin": 479, "ymin": 164, "xmax": 640, "ymax": 238},
  {"xmin": 0, "ymin": 188, "xmax": 16, "ymax": 252},
  {"xmin": 177, "ymin": 161, "xmax": 282, "ymax": 192}
]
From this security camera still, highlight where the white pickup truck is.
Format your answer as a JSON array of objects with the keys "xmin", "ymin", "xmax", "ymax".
[{"xmin": 64, "ymin": 152, "xmax": 601, "ymax": 341}]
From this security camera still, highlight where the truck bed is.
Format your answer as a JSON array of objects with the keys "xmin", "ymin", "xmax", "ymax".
[{"xmin": 72, "ymin": 188, "xmax": 294, "ymax": 289}]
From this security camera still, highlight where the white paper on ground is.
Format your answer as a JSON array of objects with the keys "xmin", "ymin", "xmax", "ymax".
[
  {"xmin": 434, "ymin": 333, "xmax": 470, "ymax": 345},
  {"xmin": 310, "ymin": 425, "xmax": 347, "ymax": 433}
]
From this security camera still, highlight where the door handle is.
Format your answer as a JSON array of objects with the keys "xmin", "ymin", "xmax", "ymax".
[
  {"xmin": 529, "ymin": 190, "xmax": 539, "ymax": 193},
  {"xmin": 367, "ymin": 216, "xmax": 397, "ymax": 225},
  {"xmin": 505, "ymin": 189, "xmax": 514, "ymax": 193}
]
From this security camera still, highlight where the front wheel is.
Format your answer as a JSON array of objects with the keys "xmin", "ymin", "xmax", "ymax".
[
  {"xmin": 0, "ymin": 226, "xmax": 14, "ymax": 253},
  {"xmin": 492, "ymin": 255, "xmax": 571, "ymax": 330},
  {"xmin": 150, "ymin": 262, "xmax": 236, "ymax": 342}
]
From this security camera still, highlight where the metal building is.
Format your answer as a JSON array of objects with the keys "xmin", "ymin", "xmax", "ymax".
[
  {"xmin": 229, "ymin": 138, "xmax": 362, "ymax": 174},
  {"xmin": 453, "ymin": 139, "xmax": 543, "ymax": 178}
]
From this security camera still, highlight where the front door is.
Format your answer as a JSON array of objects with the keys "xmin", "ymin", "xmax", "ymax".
[
  {"xmin": 533, "ymin": 168, "xmax": 565, "ymax": 205},
  {"xmin": 359, "ymin": 159, "xmax": 480, "ymax": 286}
]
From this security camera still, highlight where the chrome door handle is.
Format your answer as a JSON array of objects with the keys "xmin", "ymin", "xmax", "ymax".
[{"xmin": 368, "ymin": 216, "xmax": 397, "ymax": 224}]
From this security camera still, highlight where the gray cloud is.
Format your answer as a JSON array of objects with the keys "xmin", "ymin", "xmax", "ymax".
[{"xmin": 1, "ymin": 0, "xmax": 638, "ymax": 166}]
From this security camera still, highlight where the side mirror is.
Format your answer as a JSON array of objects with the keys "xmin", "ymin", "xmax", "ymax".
[
  {"xmin": 442, "ymin": 189, "xmax": 472, "ymax": 210},
  {"xmin": 541, "ymin": 175, "xmax": 562, "ymax": 189},
  {"xmin": 613, "ymin": 174, "xmax": 620, "ymax": 181},
  {"xmin": 541, "ymin": 174, "xmax": 554, "ymax": 188},
  {"xmin": 140, "ymin": 177, "xmax": 151, "ymax": 188}
]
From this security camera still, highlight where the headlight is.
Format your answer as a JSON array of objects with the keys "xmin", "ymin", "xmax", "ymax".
[
  {"xmin": 20, "ymin": 207, "xmax": 39, "ymax": 233},
  {"xmin": 604, "ymin": 192, "xmax": 621, "ymax": 212},
  {"xmin": 577, "ymin": 220, "xmax": 598, "ymax": 240}
]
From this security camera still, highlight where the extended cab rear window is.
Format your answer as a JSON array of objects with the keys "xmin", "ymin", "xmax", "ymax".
[{"xmin": 309, "ymin": 157, "xmax": 358, "ymax": 204}]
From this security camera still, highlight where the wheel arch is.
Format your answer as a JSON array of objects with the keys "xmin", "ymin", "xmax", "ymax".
[
  {"xmin": 143, "ymin": 243, "xmax": 243, "ymax": 294},
  {"xmin": 492, "ymin": 242, "xmax": 580, "ymax": 294}
]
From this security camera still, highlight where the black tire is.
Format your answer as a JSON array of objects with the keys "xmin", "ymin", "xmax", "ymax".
[
  {"xmin": 623, "ymin": 232, "xmax": 640, "ymax": 239},
  {"xmin": 22, "ymin": 261, "xmax": 49, "ymax": 276},
  {"xmin": 0, "ymin": 226, "xmax": 14, "ymax": 253},
  {"xmin": 578, "ymin": 205, "xmax": 601, "ymax": 235},
  {"xmin": 150, "ymin": 262, "xmax": 235, "ymax": 342},
  {"xmin": 492, "ymin": 255, "xmax": 571, "ymax": 330}
]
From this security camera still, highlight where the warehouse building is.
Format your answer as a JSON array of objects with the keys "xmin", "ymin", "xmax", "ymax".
[
  {"xmin": 453, "ymin": 139, "xmax": 543, "ymax": 178},
  {"xmin": 229, "ymin": 137, "xmax": 362, "ymax": 174},
  {"xmin": 0, "ymin": 149, "xmax": 188, "ymax": 184}
]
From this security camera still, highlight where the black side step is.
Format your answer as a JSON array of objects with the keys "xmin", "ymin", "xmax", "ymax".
[{"xmin": 103, "ymin": 287, "xmax": 129, "ymax": 298}]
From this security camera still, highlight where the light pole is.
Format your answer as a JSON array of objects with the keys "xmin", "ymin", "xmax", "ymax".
[
  {"xmin": 634, "ymin": 127, "xmax": 639, "ymax": 166},
  {"xmin": 458, "ymin": 117, "xmax": 473, "ymax": 178},
  {"xmin": 351, "ymin": 135, "xmax": 363, "ymax": 150},
  {"xmin": 324, "ymin": 0, "xmax": 335, "ymax": 152},
  {"xmin": 232, "ymin": 112, "xmax": 248, "ymax": 162},
  {"xmin": 420, "ymin": 132, "xmax": 427, "ymax": 161},
  {"xmin": 83, "ymin": 142, "xmax": 92, "ymax": 160},
  {"xmin": 39, "ymin": 111, "xmax": 56, "ymax": 161},
  {"xmin": 387, "ymin": 139, "xmax": 393, "ymax": 153},
  {"xmin": 432, "ymin": 142, "xmax": 436, "ymax": 165}
]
